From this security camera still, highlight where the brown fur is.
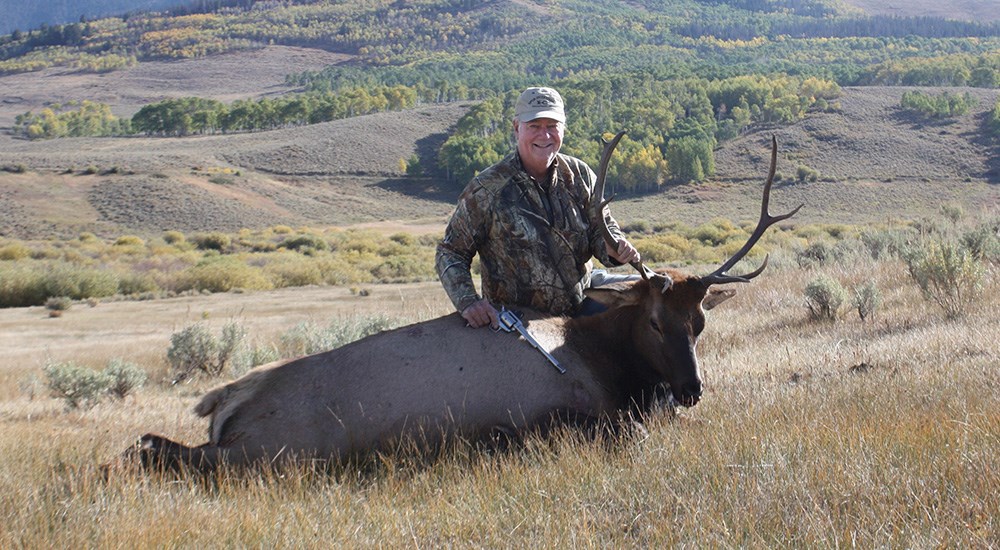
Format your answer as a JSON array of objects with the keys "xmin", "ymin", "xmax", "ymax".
[{"xmin": 121, "ymin": 271, "xmax": 735, "ymax": 472}]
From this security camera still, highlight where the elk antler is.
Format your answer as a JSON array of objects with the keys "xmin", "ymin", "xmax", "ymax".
[
  {"xmin": 700, "ymin": 135, "xmax": 803, "ymax": 286},
  {"xmin": 593, "ymin": 131, "xmax": 663, "ymax": 284}
]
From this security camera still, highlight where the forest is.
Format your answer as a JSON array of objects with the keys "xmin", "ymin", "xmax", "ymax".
[{"xmin": 4, "ymin": 0, "xmax": 1000, "ymax": 189}]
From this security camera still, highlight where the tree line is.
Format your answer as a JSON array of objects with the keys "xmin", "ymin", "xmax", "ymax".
[
  {"xmin": 438, "ymin": 73, "xmax": 840, "ymax": 191},
  {"xmin": 12, "ymin": 72, "xmax": 840, "ymax": 194},
  {"xmin": 13, "ymin": 101, "xmax": 130, "ymax": 139},
  {"xmin": 899, "ymin": 91, "xmax": 977, "ymax": 119},
  {"xmin": 3, "ymin": 0, "xmax": 1000, "ymax": 84}
]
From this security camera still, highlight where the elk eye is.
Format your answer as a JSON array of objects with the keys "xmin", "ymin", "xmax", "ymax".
[{"xmin": 649, "ymin": 319, "xmax": 661, "ymax": 333}]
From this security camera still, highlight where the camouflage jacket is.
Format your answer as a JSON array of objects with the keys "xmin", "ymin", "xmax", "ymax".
[{"xmin": 436, "ymin": 151, "xmax": 625, "ymax": 315}]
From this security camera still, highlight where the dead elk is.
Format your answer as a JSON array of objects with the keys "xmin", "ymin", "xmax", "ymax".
[{"xmin": 117, "ymin": 135, "xmax": 800, "ymax": 473}]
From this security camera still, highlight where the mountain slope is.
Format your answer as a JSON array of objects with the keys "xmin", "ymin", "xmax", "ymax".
[{"xmin": 2, "ymin": 83, "xmax": 998, "ymax": 239}]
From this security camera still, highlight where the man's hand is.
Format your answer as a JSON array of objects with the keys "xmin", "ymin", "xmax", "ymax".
[
  {"xmin": 607, "ymin": 238, "xmax": 640, "ymax": 265},
  {"xmin": 461, "ymin": 298, "xmax": 499, "ymax": 329}
]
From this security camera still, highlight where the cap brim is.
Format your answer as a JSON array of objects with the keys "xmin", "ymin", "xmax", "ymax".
[{"xmin": 518, "ymin": 110, "xmax": 566, "ymax": 123}]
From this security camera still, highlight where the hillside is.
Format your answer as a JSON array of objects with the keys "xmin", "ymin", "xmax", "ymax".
[
  {"xmin": 1, "ymin": 77, "xmax": 998, "ymax": 239},
  {"xmin": 0, "ymin": 45, "xmax": 351, "ymax": 128},
  {"xmin": 2, "ymin": 0, "xmax": 1000, "ymax": 240}
]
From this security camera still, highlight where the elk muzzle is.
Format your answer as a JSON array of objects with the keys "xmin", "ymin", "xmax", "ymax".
[{"xmin": 672, "ymin": 380, "xmax": 702, "ymax": 407}]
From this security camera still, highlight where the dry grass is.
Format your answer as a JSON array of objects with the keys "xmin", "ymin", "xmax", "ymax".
[{"xmin": 0, "ymin": 252, "xmax": 997, "ymax": 547}]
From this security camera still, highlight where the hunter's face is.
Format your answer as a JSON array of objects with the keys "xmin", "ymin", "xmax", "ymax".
[{"xmin": 515, "ymin": 117, "xmax": 564, "ymax": 179}]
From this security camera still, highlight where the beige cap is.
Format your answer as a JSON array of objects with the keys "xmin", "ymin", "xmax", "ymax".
[{"xmin": 514, "ymin": 87, "xmax": 566, "ymax": 123}]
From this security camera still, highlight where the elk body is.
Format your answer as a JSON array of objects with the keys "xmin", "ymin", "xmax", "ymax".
[{"xmin": 125, "ymin": 136, "xmax": 799, "ymax": 472}]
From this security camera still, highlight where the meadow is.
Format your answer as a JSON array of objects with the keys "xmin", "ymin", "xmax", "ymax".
[
  {"xmin": 2, "ymin": 0, "xmax": 998, "ymax": 544},
  {"xmin": 0, "ymin": 216, "xmax": 996, "ymax": 547}
]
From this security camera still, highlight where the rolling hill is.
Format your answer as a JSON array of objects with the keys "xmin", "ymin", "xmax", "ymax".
[
  {"xmin": 1, "ymin": 0, "xmax": 1000, "ymax": 241},
  {"xmin": 1, "ymin": 58, "xmax": 998, "ymax": 240}
]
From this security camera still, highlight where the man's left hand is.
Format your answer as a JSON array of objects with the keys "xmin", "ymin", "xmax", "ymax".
[{"xmin": 607, "ymin": 239, "xmax": 640, "ymax": 265}]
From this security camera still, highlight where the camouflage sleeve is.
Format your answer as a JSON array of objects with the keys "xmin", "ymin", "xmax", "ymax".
[
  {"xmin": 581, "ymin": 163, "xmax": 626, "ymax": 267},
  {"xmin": 435, "ymin": 183, "xmax": 488, "ymax": 313}
]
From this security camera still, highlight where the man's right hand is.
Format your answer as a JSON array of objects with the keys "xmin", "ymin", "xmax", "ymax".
[{"xmin": 462, "ymin": 298, "xmax": 499, "ymax": 329}]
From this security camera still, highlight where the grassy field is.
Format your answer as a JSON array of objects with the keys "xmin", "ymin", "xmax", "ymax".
[{"xmin": 0, "ymin": 237, "xmax": 996, "ymax": 546}]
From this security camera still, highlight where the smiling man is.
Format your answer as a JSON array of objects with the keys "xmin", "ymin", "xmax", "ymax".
[{"xmin": 436, "ymin": 86, "xmax": 640, "ymax": 328}]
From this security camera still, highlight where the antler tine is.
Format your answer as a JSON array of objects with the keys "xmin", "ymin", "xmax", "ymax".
[
  {"xmin": 594, "ymin": 131, "xmax": 658, "ymax": 281},
  {"xmin": 701, "ymin": 136, "xmax": 803, "ymax": 286}
]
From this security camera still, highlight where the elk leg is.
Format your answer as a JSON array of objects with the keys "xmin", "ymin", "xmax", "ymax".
[{"xmin": 134, "ymin": 433, "xmax": 221, "ymax": 473}]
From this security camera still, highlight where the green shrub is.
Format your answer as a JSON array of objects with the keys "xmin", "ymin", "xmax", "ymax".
[
  {"xmin": 103, "ymin": 358, "xmax": 147, "ymax": 399},
  {"xmin": 30, "ymin": 247, "xmax": 62, "ymax": 260},
  {"xmin": 217, "ymin": 322, "xmax": 248, "ymax": 375},
  {"xmin": 3, "ymin": 163, "xmax": 28, "ymax": 173},
  {"xmin": 900, "ymin": 90, "xmax": 977, "ymax": 119},
  {"xmin": 631, "ymin": 239, "xmax": 681, "ymax": 263},
  {"xmin": 43, "ymin": 362, "xmax": 111, "ymax": 409},
  {"xmin": 44, "ymin": 263, "xmax": 119, "ymax": 301},
  {"xmin": 961, "ymin": 223, "xmax": 1000, "ymax": 263},
  {"xmin": 45, "ymin": 296, "xmax": 72, "ymax": 316},
  {"xmin": 0, "ymin": 242, "xmax": 31, "ymax": 261},
  {"xmin": 173, "ymin": 256, "xmax": 272, "ymax": 293},
  {"xmin": 114, "ymin": 235, "xmax": 145, "ymax": 247},
  {"xmin": 167, "ymin": 323, "xmax": 217, "ymax": 381},
  {"xmin": 163, "ymin": 230, "xmax": 186, "ymax": 245},
  {"xmin": 42, "ymin": 358, "xmax": 146, "ymax": 408},
  {"xmin": 796, "ymin": 164, "xmax": 820, "ymax": 182},
  {"xmin": 940, "ymin": 203, "xmax": 964, "ymax": 224},
  {"xmin": 804, "ymin": 275, "xmax": 848, "ymax": 321},
  {"xmin": 117, "ymin": 273, "xmax": 159, "ymax": 295},
  {"xmin": 796, "ymin": 240, "xmax": 839, "ymax": 268},
  {"xmin": 191, "ymin": 232, "xmax": 232, "ymax": 252},
  {"xmin": 279, "ymin": 234, "xmax": 329, "ymax": 252},
  {"xmin": 389, "ymin": 232, "xmax": 416, "ymax": 246},
  {"xmin": 232, "ymin": 344, "xmax": 281, "ymax": 377},
  {"xmin": 860, "ymin": 228, "xmax": 913, "ymax": 260},
  {"xmin": 278, "ymin": 316, "xmax": 395, "ymax": 357},
  {"xmin": 0, "ymin": 263, "xmax": 46, "ymax": 307},
  {"xmin": 903, "ymin": 238, "xmax": 983, "ymax": 318},
  {"xmin": 691, "ymin": 219, "xmax": 740, "ymax": 246},
  {"xmin": 373, "ymin": 255, "xmax": 434, "ymax": 282},
  {"xmin": 167, "ymin": 322, "xmax": 247, "ymax": 382},
  {"xmin": 853, "ymin": 280, "xmax": 882, "ymax": 322},
  {"xmin": 264, "ymin": 256, "xmax": 324, "ymax": 287},
  {"xmin": 623, "ymin": 220, "xmax": 653, "ymax": 234},
  {"xmin": 0, "ymin": 261, "xmax": 118, "ymax": 308}
]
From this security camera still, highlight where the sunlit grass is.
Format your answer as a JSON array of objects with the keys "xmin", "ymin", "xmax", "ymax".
[{"xmin": 0, "ymin": 230, "xmax": 997, "ymax": 546}]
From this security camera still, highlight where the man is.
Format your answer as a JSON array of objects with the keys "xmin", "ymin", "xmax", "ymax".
[{"xmin": 436, "ymin": 86, "xmax": 640, "ymax": 329}]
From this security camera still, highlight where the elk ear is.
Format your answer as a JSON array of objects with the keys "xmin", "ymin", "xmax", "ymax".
[
  {"xmin": 702, "ymin": 288, "xmax": 736, "ymax": 310},
  {"xmin": 584, "ymin": 285, "xmax": 642, "ymax": 309}
]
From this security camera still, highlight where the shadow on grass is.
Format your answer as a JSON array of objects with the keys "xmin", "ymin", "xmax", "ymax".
[
  {"xmin": 373, "ymin": 132, "xmax": 461, "ymax": 202},
  {"xmin": 968, "ymin": 110, "xmax": 1000, "ymax": 184}
]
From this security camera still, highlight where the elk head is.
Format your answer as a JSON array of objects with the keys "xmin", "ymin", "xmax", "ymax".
[{"xmin": 588, "ymin": 133, "xmax": 801, "ymax": 407}]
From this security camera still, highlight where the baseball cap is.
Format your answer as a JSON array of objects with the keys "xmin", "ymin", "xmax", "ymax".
[{"xmin": 514, "ymin": 87, "xmax": 566, "ymax": 123}]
